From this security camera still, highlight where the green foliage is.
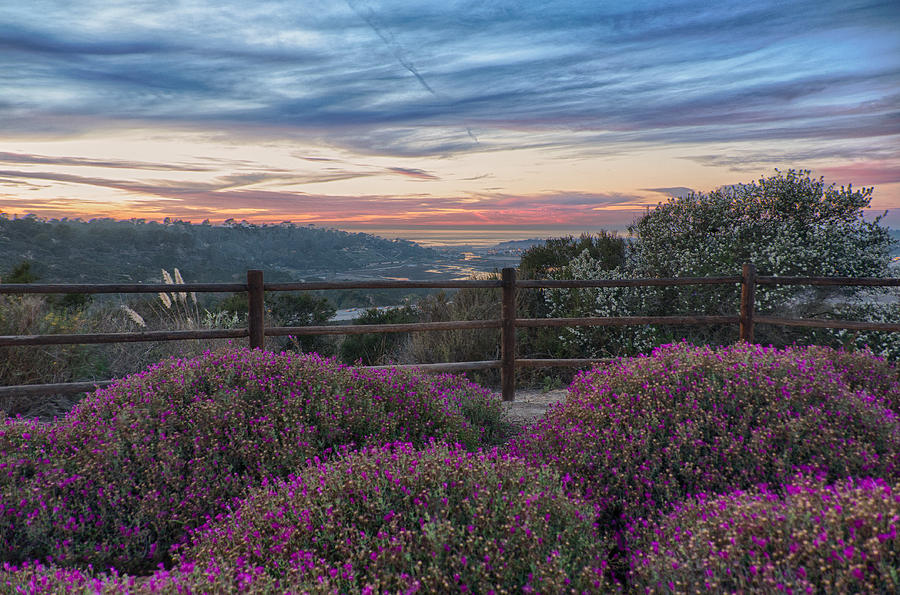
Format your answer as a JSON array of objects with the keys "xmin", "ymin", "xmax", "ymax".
[
  {"xmin": 215, "ymin": 291, "xmax": 338, "ymax": 355},
  {"xmin": 3, "ymin": 260, "xmax": 39, "ymax": 283},
  {"xmin": 270, "ymin": 293, "xmax": 335, "ymax": 327},
  {"xmin": 796, "ymin": 299, "xmax": 900, "ymax": 361},
  {"xmin": 216, "ymin": 291, "xmax": 250, "ymax": 314},
  {"xmin": 630, "ymin": 169, "xmax": 891, "ymax": 280},
  {"xmin": 517, "ymin": 232, "xmax": 628, "ymax": 365},
  {"xmin": 271, "ymin": 292, "xmax": 337, "ymax": 355},
  {"xmin": 49, "ymin": 292, "xmax": 93, "ymax": 311},
  {"xmin": 3, "ymin": 259, "xmax": 94, "ymax": 312},
  {"xmin": 339, "ymin": 305, "xmax": 418, "ymax": 365},
  {"xmin": 519, "ymin": 232, "xmax": 625, "ymax": 279},
  {"xmin": 542, "ymin": 170, "xmax": 897, "ymax": 358},
  {"xmin": 0, "ymin": 217, "xmax": 435, "ymax": 283}
]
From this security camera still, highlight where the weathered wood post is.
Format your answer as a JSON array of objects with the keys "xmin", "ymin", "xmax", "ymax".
[
  {"xmin": 501, "ymin": 267, "xmax": 517, "ymax": 402},
  {"xmin": 248, "ymin": 269, "xmax": 265, "ymax": 349},
  {"xmin": 739, "ymin": 263, "xmax": 756, "ymax": 344}
]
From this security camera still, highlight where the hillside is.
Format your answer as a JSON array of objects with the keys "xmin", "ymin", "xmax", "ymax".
[{"xmin": 0, "ymin": 216, "xmax": 436, "ymax": 283}]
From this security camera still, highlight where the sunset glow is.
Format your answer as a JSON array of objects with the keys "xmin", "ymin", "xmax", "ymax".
[{"xmin": 2, "ymin": 1, "xmax": 898, "ymax": 243}]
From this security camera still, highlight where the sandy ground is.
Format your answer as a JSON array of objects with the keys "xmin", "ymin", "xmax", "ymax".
[{"xmin": 498, "ymin": 388, "xmax": 568, "ymax": 425}]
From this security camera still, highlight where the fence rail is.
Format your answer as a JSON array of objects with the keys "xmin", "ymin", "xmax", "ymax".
[{"xmin": 2, "ymin": 264, "xmax": 898, "ymax": 402}]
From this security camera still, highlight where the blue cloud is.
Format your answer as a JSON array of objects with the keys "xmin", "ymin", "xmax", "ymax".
[{"xmin": 0, "ymin": 0, "xmax": 897, "ymax": 158}]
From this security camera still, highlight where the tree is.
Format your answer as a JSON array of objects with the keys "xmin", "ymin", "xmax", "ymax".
[
  {"xmin": 271, "ymin": 293, "xmax": 336, "ymax": 355},
  {"xmin": 269, "ymin": 293, "xmax": 336, "ymax": 328},
  {"xmin": 4, "ymin": 261, "xmax": 39, "ymax": 283},
  {"xmin": 519, "ymin": 232, "xmax": 625, "ymax": 279},
  {"xmin": 544, "ymin": 170, "xmax": 897, "ymax": 357},
  {"xmin": 2, "ymin": 260, "xmax": 91, "ymax": 311},
  {"xmin": 629, "ymin": 169, "xmax": 892, "ymax": 322},
  {"xmin": 629, "ymin": 169, "xmax": 890, "ymax": 282}
]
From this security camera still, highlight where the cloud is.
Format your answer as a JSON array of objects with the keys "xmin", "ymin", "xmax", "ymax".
[
  {"xmin": 2, "ymin": 0, "xmax": 899, "ymax": 230},
  {"xmin": 478, "ymin": 191, "xmax": 641, "ymax": 209},
  {"xmin": 345, "ymin": 0, "xmax": 437, "ymax": 96},
  {"xmin": 0, "ymin": 168, "xmax": 376, "ymax": 198},
  {"xmin": 0, "ymin": 151, "xmax": 211, "ymax": 171},
  {"xmin": 385, "ymin": 167, "xmax": 438, "ymax": 180},
  {"xmin": 682, "ymin": 142, "xmax": 900, "ymax": 171},
  {"xmin": 0, "ymin": 163, "xmax": 648, "ymax": 227},
  {"xmin": 643, "ymin": 187, "xmax": 695, "ymax": 198},
  {"xmin": 817, "ymin": 163, "xmax": 900, "ymax": 186},
  {"xmin": 0, "ymin": 0, "xmax": 896, "ymax": 157}
]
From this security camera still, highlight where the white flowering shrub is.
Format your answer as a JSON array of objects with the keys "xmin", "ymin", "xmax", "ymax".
[
  {"xmin": 824, "ymin": 300, "xmax": 900, "ymax": 360},
  {"xmin": 544, "ymin": 250, "xmax": 663, "ymax": 357},
  {"xmin": 543, "ymin": 170, "xmax": 897, "ymax": 357}
]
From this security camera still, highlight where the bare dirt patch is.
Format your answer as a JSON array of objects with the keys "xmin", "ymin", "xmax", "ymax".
[{"xmin": 499, "ymin": 388, "xmax": 567, "ymax": 426}]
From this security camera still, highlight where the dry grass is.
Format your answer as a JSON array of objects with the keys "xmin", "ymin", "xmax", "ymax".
[{"xmin": 0, "ymin": 268, "xmax": 244, "ymax": 419}]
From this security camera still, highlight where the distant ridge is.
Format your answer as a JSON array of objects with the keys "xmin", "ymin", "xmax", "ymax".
[
  {"xmin": 490, "ymin": 238, "xmax": 547, "ymax": 251},
  {"xmin": 0, "ymin": 216, "xmax": 436, "ymax": 283}
]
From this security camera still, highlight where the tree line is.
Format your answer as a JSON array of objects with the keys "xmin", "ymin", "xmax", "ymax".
[{"xmin": 0, "ymin": 216, "xmax": 435, "ymax": 283}]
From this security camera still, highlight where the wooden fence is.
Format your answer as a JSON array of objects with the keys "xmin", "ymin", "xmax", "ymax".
[{"xmin": 2, "ymin": 264, "xmax": 900, "ymax": 402}]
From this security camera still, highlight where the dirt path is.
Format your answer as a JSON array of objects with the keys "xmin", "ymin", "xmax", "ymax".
[{"xmin": 498, "ymin": 388, "xmax": 568, "ymax": 425}]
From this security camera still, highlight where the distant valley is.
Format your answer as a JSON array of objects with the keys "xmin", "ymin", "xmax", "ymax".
[{"xmin": 0, "ymin": 216, "xmax": 527, "ymax": 284}]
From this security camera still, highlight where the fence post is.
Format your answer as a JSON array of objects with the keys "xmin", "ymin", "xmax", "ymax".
[
  {"xmin": 501, "ymin": 267, "xmax": 517, "ymax": 402},
  {"xmin": 740, "ymin": 263, "xmax": 756, "ymax": 344},
  {"xmin": 248, "ymin": 269, "xmax": 265, "ymax": 349}
]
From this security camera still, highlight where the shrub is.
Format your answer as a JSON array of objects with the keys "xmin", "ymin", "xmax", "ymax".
[
  {"xmin": 410, "ymin": 284, "xmax": 502, "ymax": 385},
  {"xmin": 519, "ymin": 232, "xmax": 625, "ymax": 280},
  {"xmin": 0, "ymin": 444, "xmax": 613, "ymax": 592},
  {"xmin": 0, "ymin": 560, "xmax": 128, "ymax": 593},
  {"xmin": 508, "ymin": 343, "xmax": 900, "ymax": 533},
  {"xmin": 339, "ymin": 305, "xmax": 418, "ymax": 365},
  {"xmin": 0, "ymin": 295, "xmax": 96, "ymax": 416},
  {"xmin": 628, "ymin": 169, "xmax": 895, "ymax": 350},
  {"xmin": 802, "ymin": 344, "xmax": 900, "ymax": 410},
  {"xmin": 0, "ymin": 348, "xmax": 508, "ymax": 574},
  {"xmin": 627, "ymin": 475, "xmax": 899, "ymax": 593},
  {"xmin": 171, "ymin": 442, "xmax": 612, "ymax": 593},
  {"xmin": 537, "ymin": 171, "xmax": 898, "ymax": 357}
]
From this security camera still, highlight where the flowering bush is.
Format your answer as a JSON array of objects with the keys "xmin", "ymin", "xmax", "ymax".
[
  {"xmin": 542, "ymin": 170, "xmax": 898, "ymax": 357},
  {"xmin": 543, "ymin": 252, "xmax": 668, "ymax": 358},
  {"xmin": 1, "ymin": 443, "xmax": 613, "ymax": 593},
  {"xmin": 2, "ymin": 341, "xmax": 898, "ymax": 591},
  {"xmin": 173, "ymin": 441, "xmax": 611, "ymax": 593},
  {"xmin": 800, "ymin": 344, "xmax": 900, "ymax": 411},
  {"xmin": 0, "ymin": 347, "xmax": 508, "ymax": 574},
  {"xmin": 627, "ymin": 475, "xmax": 899, "ymax": 593},
  {"xmin": 508, "ymin": 343, "xmax": 900, "ymax": 532}
]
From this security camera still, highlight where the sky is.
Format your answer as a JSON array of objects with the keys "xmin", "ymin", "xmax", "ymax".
[{"xmin": 1, "ymin": 0, "xmax": 898, "ymax": 245}]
